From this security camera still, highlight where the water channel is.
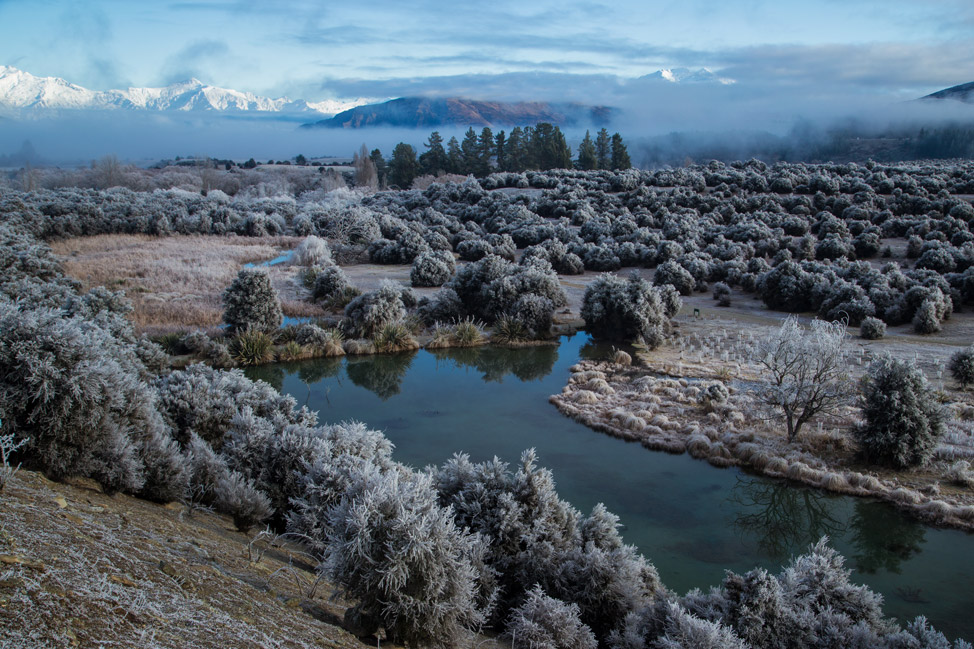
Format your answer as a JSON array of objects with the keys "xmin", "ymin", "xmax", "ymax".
[{"xmin": 246, "ymin": 332, "xmax": 973, "ymax": 640}]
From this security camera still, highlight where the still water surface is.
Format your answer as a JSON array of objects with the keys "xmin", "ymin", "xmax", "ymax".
[{"xmin": 247, "ymin": 332, "xmax": 973, "ymax": 640}]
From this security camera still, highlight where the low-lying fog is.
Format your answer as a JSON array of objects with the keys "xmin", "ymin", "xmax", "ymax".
[{"xmin": 1, "ymin": 83, "xmax": 973, "ymax": 167}]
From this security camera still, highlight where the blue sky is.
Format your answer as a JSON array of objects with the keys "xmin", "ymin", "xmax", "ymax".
[{"xmin": 3, "ymin": 0, "xmax": 974, "ymax": 102}]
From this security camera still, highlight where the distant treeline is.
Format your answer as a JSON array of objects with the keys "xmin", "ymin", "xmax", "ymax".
[
  {"xmin": 371, "ymin": 123, "xmax": 631, "ymax": 189},
  {"xmin": 638, "ymin": 122, "xmax": 974, "ymax": 168}
]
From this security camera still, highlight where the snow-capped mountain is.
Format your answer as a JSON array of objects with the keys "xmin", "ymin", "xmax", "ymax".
[
  {"xmin": 0, "ymin": 66, "xmax": 371, "ymax": 115},
  {"xmin": 640, "ymin": 67, "xmax": 736, "ymax": 85}
]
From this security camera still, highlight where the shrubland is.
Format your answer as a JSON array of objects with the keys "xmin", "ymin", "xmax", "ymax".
[{"xmin": 3, "ymin": 159, "xmax": 974, "ymax": 647}]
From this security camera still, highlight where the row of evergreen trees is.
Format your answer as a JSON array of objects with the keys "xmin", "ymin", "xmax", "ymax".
[{"xmin": 371, "ymin": 124, "xmax": 631, "ymax": 189}]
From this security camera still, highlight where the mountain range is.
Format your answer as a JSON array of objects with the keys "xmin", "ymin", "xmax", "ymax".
[
  {"xmin": 303, "ymin": 97, "xmax": 614, "ymax": 129},
  {"xmin": 0, "ymin": 66, "xmax": 371, "ymax": 115}
]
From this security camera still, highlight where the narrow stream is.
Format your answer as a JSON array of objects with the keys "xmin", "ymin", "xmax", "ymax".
[{"xmin": 246, "ymin": 332, "xmax": 974, "ymax": 640}]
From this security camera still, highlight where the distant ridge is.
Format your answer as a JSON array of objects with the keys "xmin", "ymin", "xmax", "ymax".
[
  {"xmin": 302, "ymin": 96, "xmax": 615, "ymax": 129},
  {"xmin": 921, "ymin": 81, "xmax": 974, "ymax": 103}
]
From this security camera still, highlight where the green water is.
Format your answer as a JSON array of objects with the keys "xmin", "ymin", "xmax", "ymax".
[{"xmin": 247, "ymin": 333, "xmax": 974, "ymax": 640}]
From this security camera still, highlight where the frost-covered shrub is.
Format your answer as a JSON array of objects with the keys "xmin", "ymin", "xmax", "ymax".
[
  {"xmin": 678, "ymin": 538, "xmax": 900, "ymax": 649},
  {"xmin": 506, "ymin": 586, "xmax": 596, "ymax": 649},
  {"xmin": 292, "ymin": 235, "xmax": 332, "ymax": 267},
  {"xmin": 154, "ymin": 364, "xmax": 315, "ymax": 447},
  {"xmin": 211, "ymin": 469, "xmax": 273, "ymax": 531},
  {"xmin": 411, "ymin": 250, "xmax": 456, "ymax": 287},
  {"xmin": 342, "ymin": 280, "xmax": 407, "ymax": 338},
  {"xmin": 368, "ymin": 230, "xmax": 431, "ymax": 264},
  {"xmin": 0, "ymin": 303, "xmax": 181, "ymax": 496},
  {"xmin": 860, "ymin": 316, "xmax": 887, "ymax": 340},
  {"xmin": 434, "ymin": 450, "xmax": 659, "ymax": 638},
  {"xmin": 311, "ymin": 265, "xmax": 359, "ymax": 307},
  {"xmin": 511, "ymin": 294, "xmax": 555, "ymax": 337},
  {"xmin": 222, "ymin": 268, "xmax": 282, "ymax": 334},
  {"xmin": 712, "ymin": 282, "xmax": 731, "ymax": 306},
  {"xmin": 653, "ymin": 260, "xmax": 696, "ymax": 296},
  {"xmin": 611, "ymin": 599, "xmax": 747, "ymax": 649},
  {"xmin": 582, "ymin": 273, "xmax": 667, "ymax": 345},
  {"xmin": 324, "ymin": 465, "xmax": 488, "ymax": 648},
  {"xmin": 655, "ymin": 284, "xmax": 683, "ymax": 319},
  {"xmin": 758, "ymin": 261, "xmax": 816, "ymax": 312},
  {"xmin": 856, "ymin": 355, "xmax": 946, "ymax": 468},
  {"xmin": 949, "ymin": 345, "xmax": 974, "ymax": 389},
  {"xmin": 417, "ymin": 288, "xmax": 466, "ymax": 325},
  {"xmin": 447, "ymin": 254, "xmax": 565, "ymax": 328}
]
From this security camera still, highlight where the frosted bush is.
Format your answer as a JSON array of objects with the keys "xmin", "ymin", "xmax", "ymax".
[
  {"xmin": 0, "ymin": 303, "xmax": 174, "ymax": 495},
  {"xmin": 222, "ymin": 268, "xmax": 282, "ymax": 334},
  {"xmin": 860, "ymin": 316, "xmax": 887, "ymax": 340},
  {"xmin": 949, "ymin": 345, "xmax": 974, "ymax": 389},
  {"xmin": 581, "ymin": 273, "xmax": 668, "ymax": 345},
  {"xmin": 342, "ymin": 280, "xmax": 407, "ymax": 338},
  {"xmin": 654, "ymin": 260, "xmax": 696, "ymax": 296},
  {"xmin": 856, "ymin": 354, "xmax": 946, "ymax": 468},
  {"xmin": 292, "ymin": 235, "xmax": 332, "ymax": 267},
  {"xmin": 324, "ymin": 465, "xmax": 488, "ymax": 648},
  {"xmin": 506, "ymin": 586, "xmax": 596, "ymax": 649},
  {"xmin": 411, "ymin": 250, "xmax": 456, "ymax": 287},
  {"xmin": 154, "ymin": 363, "xmax": 316, "ymax": 447}
]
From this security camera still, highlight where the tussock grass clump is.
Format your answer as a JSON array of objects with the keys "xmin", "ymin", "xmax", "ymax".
[
  {"xmin": 573, "ymin": 390, "xmax": 599, "ymax": 405},
  {"xmin": 613, "ymin": 350, "xmax": 632, "ymax": 366},
  {"xmin": 373, "ymin": 322, "xmax": 419, "ymax": 353},
  {"xmin": 156, "ymin": 331, "xmax": 185, "ymax": 355},
  {"xmin": 945, "ymin": 460, "xmax": 974, "ymax": 488},
  {"xmin": 452, "ymin": 318, "xmax": 484, "ymax": 346},
  {"xmin": 922, "ymin": 499, "xmax": 953, "ymax": 521},
  {"xmin": 765, "ymin": 457, "xmax": 789, "ymax": 474},
  {"xmin": 230, "ymin": 329, "xmax": 274, "ymax": 366},
  {"xmin": 491, "ymin": 315, "xmax": 529, "ymax": 344},
  {"xmin": 821, "ymin": 472, "xmax": 849, "ymax": 491},
  {"xmin": 891, "ymin": 487, "xmax": 922, "ymax": 505},
  {"xmin": 585, "ymin": 378, "xmax": 615, "ymax": 395},
  {"xmin": 276, "ymin": 340, "xmax": 305, "ymax": 362},
  {"xmin": 687, "ymin": 435, "xmax": 712, "ymax": 459}
]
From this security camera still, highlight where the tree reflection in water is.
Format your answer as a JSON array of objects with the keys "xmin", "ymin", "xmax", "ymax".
[
  {"xmin": 345, "ymin": 351, "xmax": 416, "ymax": 400},
  {"xmin": 849, "ymin": 499, "xmax": 926, "ymax": 574},
  {"xmin": 729, "ymin": 476, "xmax": 845, "ymax": 560},
  {"xmin": 431, "ymin": 344, "xmax": 558, "ymax": 383}
]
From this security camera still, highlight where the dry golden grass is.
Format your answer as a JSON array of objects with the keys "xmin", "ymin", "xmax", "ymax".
[{"xmin": 51, "ymin": 234, "xmax": 313, "ymax": 335}]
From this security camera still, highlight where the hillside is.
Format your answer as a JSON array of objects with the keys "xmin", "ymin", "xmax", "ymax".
[
  {"xmin": 922, "ymin": 81, "xmax": 974, "ymax": 103},
  {"xmin": 302, "ymin": 96, "xmax": 615, "ymax": 129},
  {"xmin": 0, "ymin": 469, "xmax": 364, "ymax": 648}
]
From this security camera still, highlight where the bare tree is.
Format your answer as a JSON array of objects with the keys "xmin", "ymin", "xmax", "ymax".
[
  {"xmin": 750, "ymin": 316, "xmax": 851, "ymax": 441},
  {"xmin": 352, "ymin": 143, "xmax": 378, "ymax": 190}
]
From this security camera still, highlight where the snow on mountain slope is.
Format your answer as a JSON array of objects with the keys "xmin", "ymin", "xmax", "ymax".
[
  {"xmin": 640, "ymin": 67, "xmax": 736, "ymax": 85},
  {"xmin": 0, "ymin": 66, "xmax": 371, "ymax": 115}
]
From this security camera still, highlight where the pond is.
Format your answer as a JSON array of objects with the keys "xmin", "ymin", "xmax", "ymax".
[{"xmin": 246, "ymin": 333, "xmax": 974, "ymax": 641}]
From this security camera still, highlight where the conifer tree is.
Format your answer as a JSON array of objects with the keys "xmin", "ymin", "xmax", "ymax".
[
  {"xmin": 595, "ymin": 128, "xmax": 610, "ymax": 170},
  {"xmin": 447, "ymin": 136, "xmax": 463, "ymax": 174},
  {"xmin": 506, "ymin": 127, "xmax": 525, "ymax": 172},
  {"xmin": 461, "ymin": 128, "xmax": 481, "ymax": 175},
  {"xmin": 389, "ymin": 142, "xmax": 419, "ymax": 189},
  {"xmin": 610, "ymin": 133, "xmax": 632, "ymax": 170},
  {"xmin": 420, "ymin": 131, "xmax": 449, "ymax": 176},
  {"xmin": 495, "ymin": 130, "xmax": 507, "ymax": 172},
  {"xmin": 478, "ymin": 127, "xmax": 495, "ymax": 176},
  {"xmin": 576, "ymin": 130, "xmax": 597, "ymax": 170}
]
